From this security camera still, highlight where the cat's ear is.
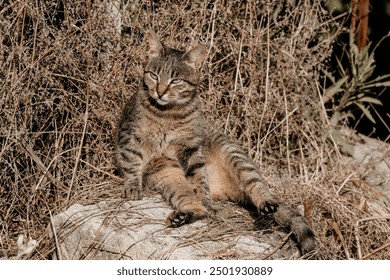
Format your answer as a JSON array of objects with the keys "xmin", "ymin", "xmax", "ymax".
[
  {"xmin": 183, "ymin": 44, "xmax": 208, "ymax": 70},
  {"xmin": 145, "ymin": 30, "xmax": 164, "ymax": 59}
]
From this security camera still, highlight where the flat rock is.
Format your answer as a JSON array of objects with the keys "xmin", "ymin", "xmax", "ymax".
[
  {"xmin": 341, "ymin": 130, "xmax": 390, "ymax": 203},
  {"xmin": 49, "ymin": 197, "xmax": 299, "ymax": 259}
]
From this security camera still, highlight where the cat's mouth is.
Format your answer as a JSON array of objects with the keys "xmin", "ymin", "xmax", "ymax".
[
  {"xmin": 147, "ymin": 95, "xmax": 175, "ymax": 111},
  {"xmin": 151, "ymin": 92, "xmax": 170, "ymax": 105},
  {"xmin": 155, "ymin": 98, "xmax": 168, "ymax": 105}
]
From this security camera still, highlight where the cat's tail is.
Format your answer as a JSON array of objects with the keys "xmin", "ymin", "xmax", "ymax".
[{"xmin": 272, "ymin": 203, "xmax": 317, "ymax": 257}]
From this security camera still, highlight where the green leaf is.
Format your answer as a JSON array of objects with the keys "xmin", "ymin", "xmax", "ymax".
[
  {"xmin": 323, "ymin": 76, "xmax": 348, "ymax": 104},
  {"xmin": 363, "ymin": 72, "xmax": 390, "ymax": 84},
  {"xmin": 350, "ymin": 44, "xmax": 359, "ymax": 77},
  {"xmin": 356, "ymin": 102, "xmax": 376, "ymax": 123},
  {"xmin": 358, "ymin": 96, "xmax": 383, "ymax": 105},
  {"xmin": 360, "ymin": 64, "xmax": 375, "ymax": 82},
  {"xmin": 361, "ymin": 79, "xmax": 390, "ymax": 89}
]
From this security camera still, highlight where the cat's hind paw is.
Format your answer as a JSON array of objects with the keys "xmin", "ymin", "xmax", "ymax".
[
  {"xmin": 258, "ymin": 200, "xmax": 278, "ymax": 216},
  {"xmin": 166, "ymin": 211, "xmax": 192, "ymax": 227}
]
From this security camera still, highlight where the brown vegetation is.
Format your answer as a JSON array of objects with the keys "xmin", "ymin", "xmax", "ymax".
[{"xmin": 0, "ymin": 0, "xmax": 389, "ymax": 259}]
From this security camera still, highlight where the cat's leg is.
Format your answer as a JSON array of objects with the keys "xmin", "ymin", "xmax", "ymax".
[
  {"xmin": 206, "ymin": 135, "xmax": 316, "ymax": 256},
  {"xmin": 143, "ymin": 156, "xmax": 208, "ymax": 227},
  {"xmin": 206, "ymin": 135, "xmax": 279, "ymax": 215},
  {"xmin": 224, "ymin": 148, "xmax": 279, "ymax": 215},
  {"xmin": 177, "ymin": 146, "xmax": 216, "ymax": 211},
  {"xmin": 116, "ymin": 131, "xmax": 145, "ymax": 200}
]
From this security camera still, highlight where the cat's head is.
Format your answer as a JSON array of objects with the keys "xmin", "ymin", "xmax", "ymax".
[{"xmin": 143, "ymin": 30, "xmax": 207, "ymax": 107}]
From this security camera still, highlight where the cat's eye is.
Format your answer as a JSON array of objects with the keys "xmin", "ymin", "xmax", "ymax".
[
  {"xmin": 170, "ymin": 79, "xmax": 182, "ymax": 84},
  {"xmin": 149, "ymin": 72, "xmax": 158, "ymax": 80}
]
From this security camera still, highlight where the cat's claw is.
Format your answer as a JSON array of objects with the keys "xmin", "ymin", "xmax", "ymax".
[
  {"xmin": 166, "ymin": 211, "xmax": 192, "ymax": 227},
  {"xmin": 122, "ymin": 188, "xmax": 143, "ymax": 200},
  {"xmin": 259, "ymin": 201, "xmax": 278, "ymax": 216}
]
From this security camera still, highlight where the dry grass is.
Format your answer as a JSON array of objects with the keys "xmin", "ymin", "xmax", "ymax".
[{"xmin": 0, "ymin": 0, "xmax": 389, "ymax": 260}]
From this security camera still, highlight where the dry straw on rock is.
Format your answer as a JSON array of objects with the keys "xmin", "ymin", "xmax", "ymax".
[{"xmin": 1, "ymin": 0, "xmax": 389, "ymax": 259}]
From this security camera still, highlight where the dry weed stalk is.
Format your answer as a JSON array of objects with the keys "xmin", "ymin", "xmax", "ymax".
[{"xmin": 0, "ymin": 0, "xmax": 389, "ymax": 259}]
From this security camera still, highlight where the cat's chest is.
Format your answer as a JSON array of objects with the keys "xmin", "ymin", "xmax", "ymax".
[
  {"xmin": 139, "ymin": 117, "xmax": 190, "ymax": 153},
  {"xmin": 142, "ymin": 121, "xmax": 177, "ymax": 141}
]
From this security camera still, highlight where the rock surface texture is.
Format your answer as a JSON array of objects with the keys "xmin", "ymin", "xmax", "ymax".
[{"xmin": 49, "ymin": 197, "xmax": 299, "ymax": 260}]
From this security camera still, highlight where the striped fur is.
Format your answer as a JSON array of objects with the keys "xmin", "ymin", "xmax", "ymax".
[{"xmin": 115, "ymin": 31, "xmax": 316, "ymax": 256}]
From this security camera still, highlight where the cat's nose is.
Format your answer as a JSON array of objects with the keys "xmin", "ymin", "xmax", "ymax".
[{"xmin": 157, "ymin": 84, "xmax": 168, "ymax": 97}]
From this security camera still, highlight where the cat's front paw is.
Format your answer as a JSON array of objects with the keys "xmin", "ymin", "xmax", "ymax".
[
  {"xmin": 122, "ymin": 188, "xmax": 143, "ymax": 200},
  {"xmin": 166, "ymin": 211, "xmax": 192, "ymax": 227}
]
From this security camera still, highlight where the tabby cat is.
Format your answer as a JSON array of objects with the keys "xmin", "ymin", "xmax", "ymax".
[{"xmin": 115, "ymin": 30, "xmax": 316, "ymax": 256}]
